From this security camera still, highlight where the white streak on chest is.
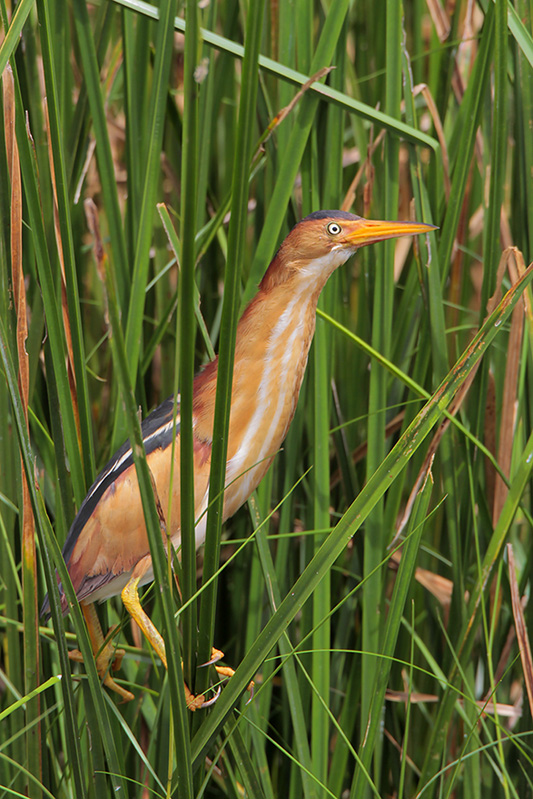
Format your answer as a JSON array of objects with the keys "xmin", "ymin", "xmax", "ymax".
[{"xmin": 224, "ymin": 285, "xmax": 314, "ymax": 504}]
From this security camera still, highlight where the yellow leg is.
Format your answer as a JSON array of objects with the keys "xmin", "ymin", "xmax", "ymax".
[
  {"xmin": 69, "ymin": 602, "xmax": 134, "ymax": 702},
  {"xmin": 70, "ymin": 559, "xmax": 249, "ymax": 708},
  {"xmin": 121, "ymin": 570, "xmax": 207, "ymax": 710}
]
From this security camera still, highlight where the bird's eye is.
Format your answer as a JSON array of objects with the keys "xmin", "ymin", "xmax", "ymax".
[{"xmin": 327, "ymin": 222, "xmax": 342, "ymax": 235}]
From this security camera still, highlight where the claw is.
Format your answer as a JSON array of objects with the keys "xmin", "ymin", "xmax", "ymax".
[
  {"xmin": 199, "ymin": 647, "xmax": 255, "ymax": 704},
  {"xmin": 245, "ymin": 682, "xmax": 255, "ymax": 704},
  {"xmin": 199, "ymin": 647, "xmax": 225, "ymax": 667},
  {"xmin": 199, "ymin": 684, "xmax": 222, "ymax": 708}
]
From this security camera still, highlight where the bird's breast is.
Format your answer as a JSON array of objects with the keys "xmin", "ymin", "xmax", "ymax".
[{"xmin": 221, "ymin": 283, "xmax": 317, "ymax": 517}]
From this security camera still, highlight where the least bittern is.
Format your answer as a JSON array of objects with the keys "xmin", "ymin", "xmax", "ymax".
[{"xmin": 42, "ymin": 210, "xmax": 433, "ymax": 706}]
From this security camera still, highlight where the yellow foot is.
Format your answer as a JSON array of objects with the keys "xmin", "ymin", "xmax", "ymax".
[
  {"xmin": 201, "ymin": 647, "xmax": 255, "ymax": 702},
  {"xmin": 67, "ymin": 625, "xmax": 125, "ymax": 670},
  {"xmin": 68, "ymin": 645, "xmax": 134, "ymax": 702},
  {"xmin": 185, "ymin": 687, "xmax": 209, "ymax": 711},
  {"xmin": 73, "ymin": 605, "xmax": 135, "ymax": 702},
  {"xmin": 118, "ymin": 573, "xmax": 254, "ymax": 708}
]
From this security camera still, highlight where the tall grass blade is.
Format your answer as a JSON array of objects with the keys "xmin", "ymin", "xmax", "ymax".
[
  {"xmin": 178, "ymin": 0, "xmax": 199, "ymax": 697},
  {"xmin": 351, "ymin": 469, "xmax": 434, "ymax": 797},
  {"xmin": 197, "ymin": 0, "xmax": 267, "ymax": 692}
]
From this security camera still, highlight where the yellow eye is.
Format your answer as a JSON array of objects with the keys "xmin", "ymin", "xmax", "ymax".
[{"xmin": 327, "ymin": 222, "xmax": 342, "ymax": 235}]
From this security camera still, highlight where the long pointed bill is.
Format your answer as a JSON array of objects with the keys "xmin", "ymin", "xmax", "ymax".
[{"xmin": 343, "ymin": 218, "xmax": 436, "ymax": 247}]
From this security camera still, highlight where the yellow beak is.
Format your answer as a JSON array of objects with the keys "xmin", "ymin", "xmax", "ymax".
[{"xmin": 343, "ymin": 217, "xmax": 436, "ymax": 247}]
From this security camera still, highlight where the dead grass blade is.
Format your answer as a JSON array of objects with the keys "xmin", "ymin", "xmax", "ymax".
[
  {"xmin": 483, "ymin": 248, "xmax": 527, "ymax": 524},
  {"xmin": 341, "ymin": 128, "xmax": 386, "ymax": 212},
  {"xmin": 386, "ymin": 688, "xmax": 521, "ymax": 722},
  {"xmin": 43, "ymin": 97, "xmax": 81, "ymax": 440},
  {"xmin": 413, "ymin": 83, "xmax": 450, "ymax": 199},
  {"xmin": 389, "ymin": 550, "xmax": 456, "ymax": 608},
  {"xmin": 492, "ymin": 249, "xmax": 526, "ymax": 524},
  {"xmin": 507, "ymin": 543, "xmax": 533, "ymax": 719},
  {"xmin": 255, "ymin": 65, "xmax": 334, "ymax": 158},
  {"xmin": 3, "ymin": 60, "xmax": 41, "ymax": 783},
  {"xmin": 4, "ymin": 66, "xmax": 27, "ymax": 411}
]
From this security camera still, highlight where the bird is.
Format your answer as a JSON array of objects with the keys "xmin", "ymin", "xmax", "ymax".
[{"xmin": 42, "ymin": 210, "xmax": 434, "ymax": 706}]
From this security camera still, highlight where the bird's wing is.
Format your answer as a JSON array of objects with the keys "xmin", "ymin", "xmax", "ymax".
[{"xmin": 41, "ymin": 396, "xmax": 186, "ymax": 615}]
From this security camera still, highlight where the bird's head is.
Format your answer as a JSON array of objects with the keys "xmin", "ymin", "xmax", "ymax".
[{"xmin": 263, "ymin": 210, "xmax": 435, "ymax": 290}]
